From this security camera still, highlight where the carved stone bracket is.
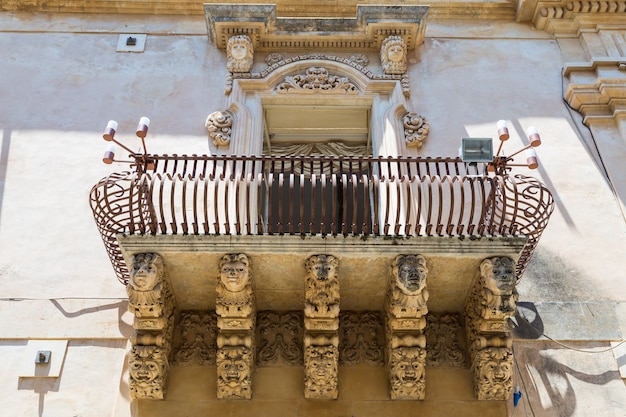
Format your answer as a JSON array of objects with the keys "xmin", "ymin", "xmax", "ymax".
[
  {"xmin": 205, "ymin": 110, "xmax": 233, "ymax": 147},
  {"xmin": 304, "ymin": 254, "xmax": 340, "ymax": 399},
  {"xmin": 381, "ymin": 35, "xmax": 407, "ymax": 75},
  {"xmin": 404, "ymin": 113, "xmax": 430, "ymax": 148},
  {"xmin": 385, "ymin": 254, "xmax": 429, "ymax": 400},
  {"xmin": 126, "ymin": 253, "xmax": 176, "ymax": 400},
  {"xmin": 464, "ymin": 256, "xmax": 517, "ymax": 401},
  {"xmin": 216, "ymin": 254, "xmax": 256, "ymax": 399}
]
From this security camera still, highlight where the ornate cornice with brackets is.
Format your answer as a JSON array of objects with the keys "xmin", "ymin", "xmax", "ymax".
[
  {"xmin": 203, "ymin": 4, "xmax": 429, "ymax": 52},
  {"xmin": 527, "ymin": 0, "xmax": 626, "ymax": 34}
]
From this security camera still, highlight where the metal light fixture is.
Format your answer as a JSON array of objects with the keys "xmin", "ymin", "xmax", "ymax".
[
  {"xmin": 101, "ymin": 117, "xmax": 154, "ymax": 171},
  {"xmin": 488, "ymin": 120, "xmax": 542, "ymax": 175},
  {"xmin": 460, "ymin": 137, "xmax": 494, "ymax": 163}
]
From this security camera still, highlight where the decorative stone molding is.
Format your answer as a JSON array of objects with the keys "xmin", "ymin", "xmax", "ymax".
[
  {"xmin": 276, "ymin": 67, "xmax": 359, "ymax": 94},
  {"xmin": 172, "ymin": 311, "xmax": 218, "ymax": 366},
  {"xmin": 126, "ymin": 253, "xmax": 176, "ymax": 400},
  {"xmin": 227, "ymin": 35, "xmax": 254, "ymax": 73},
  {"xmin": 339, "ymin": 311, "xmax": 385, "ymax": 366},
  {"xmin": 205, "ymin": 110, "xmax": 233, "ymax": 147},
  {"xmin": 216, "ymin": 254, "xmax": 256, "ymax": 399},
  {"xmin": 217, "ymin": 346, "xmax": 253, "ymax": 399},
  {"xmin": 349, "ymin": 53, "xmax": 369, "ymax": 67},
  {"xmin": 425, "ymin": 313, "xmax": 466, "ymax": 368},
  {"xmin": 385, "ymin": 254, "xmax": 429, "ymax": 400},
  {"xmin": 204, "ymin": 4, "xmax": 428, "ymax": 52},
  {"xmin": 404, "ymin": 113, "xmax": 430, "ymax": 148},
  {"xmin": 381, "ymin": 36, "xmax": 408, "ymax": 75},
  {"xmin": 129, "ymin": 345, "xmax": 170, "ymax": 400},
  {"xmin": 531, "ymin": 1, "xmax": 626, "ymax": 33},
  {"xmin": 265, "ymin": 53, "xmax": 285, "ymax": 66},
  {"xmin": 256, "ymin": 311, "xmax": 304, "ymax": 366},
  {"xmin": 388, "ymin": 346, "xmax": 427, "ymax": 400},
  {"xmin": 464, "ymin": 256, "xmax": 517, "ymax": 401},
  {"xmin": 304, "ymin": 344, "xmax": 339, "ymax": 399},
  {"xmin": 303, "ymin": 254, "xmax": 340, "ymax": 399}
]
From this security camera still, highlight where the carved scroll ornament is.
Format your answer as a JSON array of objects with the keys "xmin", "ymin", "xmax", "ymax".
[
  {"xmin": 256, "ymin": 311, "xmax": 304, "ymax": 366},
  {"xmin": 173, "ymin": 311, "xmax": 218, "ymax": 366},
  {"xmin": 277, "ymin": 67, "xmax": 358, "ymax": 94},
  {"xmin": 205, "ymin": 110, "xmax": 233, "ymax": 147},
  {"xmin": 404, "ymin": 113, "xmax": 430, "ymax": 148}
]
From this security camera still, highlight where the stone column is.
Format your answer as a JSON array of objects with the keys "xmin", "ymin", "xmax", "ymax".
[
  {"xmin": 303, "ymin": 255, "xmax": 340, "ymax": 399},
  {"xmin": 385, "ymin": 254, "xmax": 429, "ymax": 400},
  {"xmin": 464, "ymin": 256, "xmax": 518, "ymax": 400},
  {"xmin": 215, "ymin": 253, "xmax": 256, "ymax": 399},
  {"xmin": 126, "ymin": 253, "xmax": 176, "ymax": 400}
]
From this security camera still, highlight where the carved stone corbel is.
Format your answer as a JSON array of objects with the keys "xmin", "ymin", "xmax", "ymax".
[
  {"xmin": 303, "ymin": 254, "xmax": 340, "ymax": 399},
  {"xmin": 464, "ymin": 256, "xmax": 518, "ymax": 400},
  {"xmin": 404, "ymin": 113, "xmax": 430, "ymax": 148},
  {"xmin": 381, "ymin": 35, "xmax": 407, "ymax": 75},
  {"xmin": 385, "ymin": 254, "xmax": 429, "ymax": 400},
  {"xmin": 205, "ymin": 110, "xmax": 233, "ymax": 147},
  {"xmin": 215, "ymin": 253, "xmax": 256, "ymax": 399},
  {"xmin": 126, "ymin": 253, "xmax": 176, "ymax": 400}
]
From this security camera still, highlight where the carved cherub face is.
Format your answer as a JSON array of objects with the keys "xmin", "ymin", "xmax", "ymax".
[
  {"xmin": 394, "ymin": 255, "xmax": 427, "ymax": 294},
  {"xmin": 483, "ymin": 257, "xmax": 515, "ymax": 295},
  {"xmin": 307, "ymin": 255, "xmax": 338, "ymax": 282},
  {"xmin": 129, "ymin": 254, "xmax": 161, "ymax": 291},
  {"xmin": 220, "ymin": 255, "xmax": 250, "ymax": 292}
]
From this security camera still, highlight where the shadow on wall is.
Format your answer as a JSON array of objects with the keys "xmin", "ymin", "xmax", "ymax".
[
  {"xmin": 50, "ymin": 299, "xmax": 133, "ymax": 338},
  {"xmin": 18, "ymin": 376, "xmax": 60, "ymax": 417}
]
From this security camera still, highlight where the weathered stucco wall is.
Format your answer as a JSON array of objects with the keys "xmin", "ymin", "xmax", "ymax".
[{"xmin": 0, "ymin": 10, "xmax": 625, "ymax": 417}]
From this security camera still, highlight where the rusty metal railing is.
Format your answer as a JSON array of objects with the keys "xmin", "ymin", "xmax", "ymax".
[{"xmin": 90, "ymin": 155, "xmax": 554, "ymax": 284}]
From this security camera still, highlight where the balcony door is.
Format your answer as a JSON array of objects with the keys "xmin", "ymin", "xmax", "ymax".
[{"xmin": 261, "ymin": 104, "xmax": 372, "ymax": 235}]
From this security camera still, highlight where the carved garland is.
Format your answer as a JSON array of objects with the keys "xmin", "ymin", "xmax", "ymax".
[{"xmin": 276, "ymin": 67, "xmax": 359, "ymax": 94}]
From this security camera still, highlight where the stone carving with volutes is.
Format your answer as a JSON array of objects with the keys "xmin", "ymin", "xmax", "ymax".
[
  {"xmin": 388, "ymin": 346, "xmax": 427, "ymax": 400},
  {"xmin": 339, "ymin": 311, "xmax": 385, "ymax": 366},
  {"xmin": 205, "ymin": 110, "xmax": 233, "ymax": 147},
  {"xmin": 404, "ymin": 113, "xmax": 430, "ymax": 148},
  {"xmin": 172, "ymin": 311, "xmax": 218, "ymax": 366},
  {"xmin": 276, "ymin": 67, "xmax": 359, "ymax": 94},
  {"xmin": 216, "ymin": 253, "xmax": 256, "ymax": 399},
  {"xmin": 381, "ymin": 35, "xmax": 407, "ymax": 75},
  {"xmin": 304, "ymin": 345, "xmax": 339, "ymax": 399},
  {"xmin": 425, "ymin": 313, "xmax": 466, "ymax": 368},
  {"xmin": 129, "ymin": 345, "xmax": 169, "ymax": 400},
  {"xmin": 385, "ymin": 254, "xmax": 429, "ymax": 400},
  {"xmin": 227, "ymin": 34, "xmax": 254, "ymax": 73},
  {"xmin": 256, "ymin": 311, "xmax": 304, "ymax": 366},
  {"xmin": 472, "ymin": 347, "xmax": 514, "ymax": 400},
  {"xmin": 217, "ymin": 346, "xmax": 253, "ymax": 399},
  {"xmin": 464, "ymin": 256, "xmax": 517, "ymax": 401}
]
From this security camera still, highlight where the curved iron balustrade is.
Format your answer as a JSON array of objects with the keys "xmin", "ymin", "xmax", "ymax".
[{"xmin": 90, "ymin": 155, "xmax": 554, "ymax": 285}]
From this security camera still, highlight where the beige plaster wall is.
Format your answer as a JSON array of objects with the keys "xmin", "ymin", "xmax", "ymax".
[{"xmin": 0, "ymin": 11, "xmax": 625, "ymax": 417}]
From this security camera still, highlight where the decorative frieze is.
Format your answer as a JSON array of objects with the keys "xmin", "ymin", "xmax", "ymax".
[
  {"xmin": 216, "ymin": 254, "xmax": 256, "ymax": 399},
  {"xmin": 464, "ymin": 256, "xmax": 517, "ymax": 401},
  {"xmin": 256, "ymin": 311, "xmax": 304, "ymax": 366},
  {"xmin": 339, "ymin": 311, "xmax": 385, "ymax": 366},
  {"xmin": 381, "ymin": 36, "xmax": 407, "ymax": 75},
  {"xmin": 404, "ymin": 113, "xmax": 430, "ymax": 148},
  {"xmin": 172, "ymin": 311, "xmax": 218, "ymax": 366},
  {"xmin": 126, "ymin": 253, "xmax": 176, "ymax": 400},
  {"xmin": 276, "ymin": 67, "xmax": 359, "ymax": 94},
  {"xmin": 205, "ymin": 110, "xmax": 233, "ymax": 147},
  {"xmin": 385, "ymin": 254, "xmax": 429, "ymax": 400},
  {"xmin": 425, "ymin": 313, "xmax": 466, "ymax": 368},
  {"xmin": 304, "ymin": 254, "xmax": 340, "ymax": 399}
]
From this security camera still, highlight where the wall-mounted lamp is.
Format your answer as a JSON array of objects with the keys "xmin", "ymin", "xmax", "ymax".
[
  {"xmin": 460, "ymin": 137, "xmax": 494, "ymax": 163},
  {"xmin": 101, "ymin": 117, "xmax": 154, "ymax": 171}
]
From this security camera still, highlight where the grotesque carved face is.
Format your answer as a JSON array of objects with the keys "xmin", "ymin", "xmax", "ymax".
[
  {"xmin": 392, "ymin": 349, "xmax": 425, "ymax": 387},
  {"xmin": 219, "ymin": 254, "xmax": 250, "ymax": 292},
  {"xmin": 307, "ymin": 255, "xmax": 338, "ymax": 282},
  {"xmin": 483, "ymin": 257, "xmax": 515, "ymax": 295},
  {"xmin": 129, "ymin": 348, "xmax": 162, "ymax": 383},
  {"xmin": 129, "ymin": 254, "xmax": 161, "ymax": 291},
  {"xmin": 307, "ymin": 347, "xmax": 336, "ymax": 385},
  {"xmin": 218, "ymin": 348, "xmax": 250, "ymax": 387},
  {"xmin": 394, "ymin": 255, "xmax": 427, "ymax": 294}
]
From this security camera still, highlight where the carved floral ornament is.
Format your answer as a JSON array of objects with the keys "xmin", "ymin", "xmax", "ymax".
[
  {"xmin": 276, "ymin": 67, "xmax": 359, "ymax": 94},
  {"xmin": 404, "ymin": 112, "xmax": 430, "ymax": 148}
]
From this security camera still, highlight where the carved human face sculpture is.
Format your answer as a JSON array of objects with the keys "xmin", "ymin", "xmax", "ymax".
[
  {"xmin": 218, "ymin": 349, "xmax": 250, "ymax": 387},
  {"xmin": 395, "ymin": 255, "xmax": 427, "ymax": 294},
  {"xmin": 129, "ymin": 349, "xmax": 162, "ymax": 384},
  {"xmin": 129, "ymin": 254, "xmax": 161, "ymax": 291},
  {"xmin": 220, "ymin": 254, "xmax": 249, "ymax": 292},
  {"xmin": 393, "ymin": 352, "xmax": 424, "ymax": 387},
  {"xmin": 230, "ymin": 42, "xmax": 248, "ymax": 61},
  {"xmin": 308, "ymin": 255, "xmax": 338, "ymax": 282},
  {"xmin": 308, "ymin": 348, "xmax": 336, "ymax": 385},
  {"xmin": 387, "ymin": 43, "xmax": 405, "ymax": 63},
  {"xmin": 484, "ymin": 257, "xmax": 515, "ymax": 295}
]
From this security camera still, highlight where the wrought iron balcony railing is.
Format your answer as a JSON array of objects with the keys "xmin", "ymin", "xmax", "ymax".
[{"xmin": 90, "ymin": 155, "xmax": 554, "ymax": 285}]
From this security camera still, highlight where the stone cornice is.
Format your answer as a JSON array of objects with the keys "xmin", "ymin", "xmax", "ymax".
[
  {"xmin": 528, "ymin": 1, "xmax": 626, "ymax": 34},
  {"xmin": 204, "ymin": 4, "xmax": 429, "ymax": 52}
]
